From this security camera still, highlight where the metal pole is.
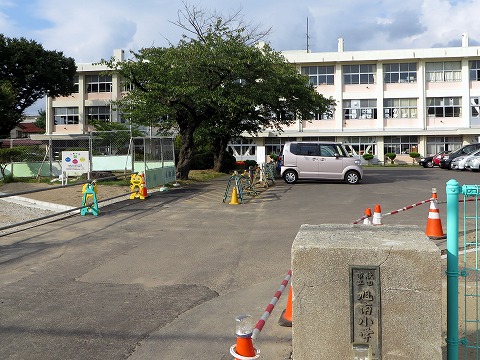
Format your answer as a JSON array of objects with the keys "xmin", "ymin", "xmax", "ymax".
[
  {"xmin": 143, "ymin": 137, "xmax": 146, "ymax": 173},
  {"xmin": 88, "ymin": 134, "xmax": 92, "ymax": 181},
  {"xmin": 49, "ymin": 138, "xmax": 53, "ymax": 178},
  {"xmin": 446, "ymin": 179, "xmax": 460, "ymax": 360},
  {"xmin": 130, "ymin": 137, "xmax": 135, "ymax": 174},
  {"xmin": 160, "ymin": 138, "xmax": 165, "ymax": 185}
]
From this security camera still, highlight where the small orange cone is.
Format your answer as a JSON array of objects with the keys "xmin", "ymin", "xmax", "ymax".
[
  {"xmin": 426, "ymin": 188, "xmax": 446, "ymax": 239},
  {"xmin": 232, "ymin": 336, "xmax": 256, "ymax": 359},
  {"xmin": 279, "ymin": 285, "xmax": 292, "ymax": 327},
  {"xmin": 372, "ymin": 204, "xmax": 382, "ymax": 225},
  {"xmin": 229, "ymin": 315, "xmax": 259, "ymax": 359},
  {"xmin": 229, "ymin": 187, "xmax": 239, "ymax": 205},
  {"xmin": 140, "ymin": 173, "xmax": 148, "ymax": 198},
  {"xmin": 363, "ymin": 207, "xmax": 372, "ymax": 225}
]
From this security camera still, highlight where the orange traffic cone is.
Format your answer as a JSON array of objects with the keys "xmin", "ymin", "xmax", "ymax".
[
  {"xmin": 372, "ymin": 204, "xmax": 382, "ymax": 225},
  {"xmin": 140, "ymin": 173, "xmax": 148, "ymax": 198},
  {"xmin": 363, "ymin": 207, "xmax": 372, "ymax": 225},
  {"xmin": 231, "ymin": 336, "xmax": 256, "ymax": 359},
  {"xmin": 279, "ymin": 285, "xmax": 292, "ymax": 327},
  {"xmin": 229, "ymin": 315, "xmax": 259, "ymax": 359},
  {"xmin": 229, "ymin": 187, "xmax": 239, "ymax": 205},
  {"xmin": 426, "ymin": 188, "xmax": 445, "ymax": 239}
]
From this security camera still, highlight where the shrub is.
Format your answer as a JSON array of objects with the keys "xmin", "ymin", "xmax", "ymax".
[
  {"xmin": 220, "ymin": 152, "xmax": 236, "ymax": 173},
  {"xmin": 235, "ymin": 160, "xmax": 246, "ymax": 173},
  {"xmin": 270, "ymin": 153, "xmax": 279, "ymax": 162},
  {"xmin": 362, "ymin": 153, "xmax": 374, "ymax": 161},
  {"xmin": 245, "ymin": 159, "xmax": 257, "ymax": 168},
  {"xmin": 385, "ymin": 153, "xmax": 397, "ymax": 164},
  {"xmin": 192, "ymin": 151, "xmax": 214, "ymax": 170}
]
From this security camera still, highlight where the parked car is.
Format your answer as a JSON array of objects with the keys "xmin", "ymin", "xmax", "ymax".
[
  {"xmin": 440, "ymin": 144, "xmax": 480, "ymax": 169},
  {"xmin": 433, "ymin": 150, "xmax": 450, "ymax": 166},
  {"xmin": 280, "ymin": 141, "xmax": 363, "ymax": 184},
  {"xmin": 418, "ymin": 154, "xmax": 435, "ymax": 168},
  {"xmin": 450, "ymin": 149, "xmax": 480, "ymax": 170},
  {"xmin": 466, "ymin": 155, "xmax": 480, "ymax": 171},
  {"xmin": 419, "ymin": 150, "xmax": 450, "ymax": 168}
]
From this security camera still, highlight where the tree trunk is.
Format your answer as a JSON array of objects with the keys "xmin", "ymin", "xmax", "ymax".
[
  {"xmin": 212, "ymin": 136, "xmax": 230, "ymax": 173},
  {"xmin": 176, "ymin": 126, "xmax": 196, "ymax": 180}
]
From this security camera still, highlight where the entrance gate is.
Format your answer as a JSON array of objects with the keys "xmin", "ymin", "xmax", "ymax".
[{"xmin": 446, "ymin": 180, "xmax": 480, "ymax": 359}]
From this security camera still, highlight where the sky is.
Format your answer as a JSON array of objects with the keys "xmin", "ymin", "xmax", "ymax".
[{"xmin": 1, "ymin": 0, "xmax": 480, "ymax": 114}]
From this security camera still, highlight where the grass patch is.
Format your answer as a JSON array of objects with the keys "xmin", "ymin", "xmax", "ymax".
[
  {"xmin": 177, "ymin": 169, "xmax": 228, "ymax": 184},
  {"xmin": 2, "ymin": 176, "xmax": 54, "ymax": 185}
]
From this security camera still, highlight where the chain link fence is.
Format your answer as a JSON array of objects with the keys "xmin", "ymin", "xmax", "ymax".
[{"xmin": 1, "ymin": 132, "xmax": 176, "ymax": 188}]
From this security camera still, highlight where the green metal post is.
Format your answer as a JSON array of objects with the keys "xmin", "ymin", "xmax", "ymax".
[{"xmin": 446, "ymin": 179, "xmax": 460, "ymax": 360}]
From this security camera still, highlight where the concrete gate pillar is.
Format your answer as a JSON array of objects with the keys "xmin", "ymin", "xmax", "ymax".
[{"xmin": 291, "ymin": 224, "xmax": 442, "ymax": 359}]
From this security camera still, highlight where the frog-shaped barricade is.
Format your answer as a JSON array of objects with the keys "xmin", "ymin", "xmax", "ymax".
[
  {"xmin": 81, "ymin": 183, "xmax": 99, "ymax": 216},
  {"xmin": 130, "ymin": 173, "xmax": 147, "ymax": 200}
]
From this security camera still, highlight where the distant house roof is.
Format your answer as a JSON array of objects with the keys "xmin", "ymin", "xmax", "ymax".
[{"xmin": 16, "ymin": 122, "xmax": 44, "ymax": 134}]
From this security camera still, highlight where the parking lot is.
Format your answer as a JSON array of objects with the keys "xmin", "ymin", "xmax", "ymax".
[{"xmin": 0, "ymin": 166, "xmax": 478, "ymax": 359}]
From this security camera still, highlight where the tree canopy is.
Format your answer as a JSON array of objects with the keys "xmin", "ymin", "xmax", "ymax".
[
  {"xmin": 0, "ymin": 35, "xmax": 77, "ymax": 137},
  {"xmin": 102, "ymin": 5, "xmax": 333, "ymax": 179}
]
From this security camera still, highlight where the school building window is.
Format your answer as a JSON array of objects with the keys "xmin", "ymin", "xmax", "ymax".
[
  {"xmin": 54, "ymin": 107, "xmax": 79, "ymax": 125},
  {"xmin": 343, "ymin": 64, "xmax": 376, "ymax": 85},
  {"xmin": 384, "ymin": 136, "xmax": 419, "ymax": 154},
  {"xmin": 425, "ymin": 61, "xmax": 461, "ymax": 82},
  {"xmin": 311, "ymin": 104, "xmax": 335, "ymax": 120},
  {"xmin": 344, "ymin": 136, "xmax": 377, "ymax": 155},
  {"xmin": 383, "ymin": 98, "xmax": 417, "ymax": 119},
  {"xmin": 228, "ymin": 138, "xmax": 256, "ymax": 159},
  {"xmin": 302, "ymin": 136, "xmax": 336, "ymax": 142},
  {"xmin": 426, "ymin": 97, "xmax": 462, "ymax": 117},
  {"xmin": 383, "ymin": 63, "xmax": 417, "ymax": 83},
  {"xmin": 426, "ymin": 136, "xmax": 462, "ymax": 155},
  {"xmin": 301, "ymin": 65, "xmax": 335, "ymax": 85},
  {"xmin": 73, "ymin": 75, "xmax": 79, "ymax": 93},
  {"xmin": 86, "ymin": 106, "xmax": 111, "ymax": 123},
  {"xmin": 85, "ymin": 74, "xmax": 112, "ymax": 93},
  {"xmin": 265, "ymin": 138, "xmax": 296, "ymax": 156},
  {"xmin": 343, "ymin": 99, "xmax": 377, "ymax": 119},
  {"xmin": 469, "ymin": 60, "xmax": 480, "ymax": 81}
]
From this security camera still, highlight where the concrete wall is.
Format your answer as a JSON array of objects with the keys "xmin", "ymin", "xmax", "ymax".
[{"xmin": 291, "ymin": 224, "xmax": 441, "ymax": 359}]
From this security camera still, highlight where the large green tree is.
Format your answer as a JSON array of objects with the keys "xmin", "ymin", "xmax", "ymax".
[
  {"xmin": 34, "ymin": 109, "xmax": 46, "ymax": 131},
  {"xmin": 103, "ymin": 5, "xmax": 332, "ymax": 179},
  {"xmin": 0, "ymin": 35, "xmax": 77, "ymax": 137}
]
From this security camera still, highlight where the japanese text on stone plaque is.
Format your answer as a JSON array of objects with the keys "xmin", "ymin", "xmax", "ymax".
[{"xmin": 351, "ymin": 266, "xmax": 381, "ymax": 360}]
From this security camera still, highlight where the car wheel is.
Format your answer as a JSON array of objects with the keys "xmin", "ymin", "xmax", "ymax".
[
  {"xmin": 425, "ymin": 161, "xmax": 434, "ymax": 168},
  {"xmin": 345, "ymin": 170, "xmax": 360, "ymax": 184},
  {"xmin": 283, "ymin": 170, "xmax": 298, "ymax": 184}
]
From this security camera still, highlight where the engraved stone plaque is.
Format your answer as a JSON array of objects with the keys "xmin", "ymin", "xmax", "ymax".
[{"xmin": 350, "ymin": 266, "xmax": 381, "ymax": 360}]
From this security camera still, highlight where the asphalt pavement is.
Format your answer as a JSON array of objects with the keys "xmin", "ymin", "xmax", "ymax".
[{"xmin": 0, "ymin": 167, "xmax": 476, "ymax": 359}]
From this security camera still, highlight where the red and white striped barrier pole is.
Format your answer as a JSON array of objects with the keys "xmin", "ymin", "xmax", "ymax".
[
  {"xmin": 382, "ymin": 198, "xmax": 433, "ymax": 218},
  {"xmin": 251, "ymin": 270, "xmax": 292, "ymax": 340},
  {"xmin": 353, "ymin": 198, "xmax": 433, "ymax": 224}
]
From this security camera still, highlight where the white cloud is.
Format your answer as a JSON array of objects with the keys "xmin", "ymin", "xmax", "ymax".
[{"xmin": 1, "ymin": 0, "xmax": 480, "ymax": 62}]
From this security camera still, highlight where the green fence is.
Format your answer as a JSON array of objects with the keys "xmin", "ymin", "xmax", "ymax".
[
  {"xmin": 1, "ymin": 133, "xmax": 176, "ymax": 187},
  {"xmin": 447, "ymin": 180, "xmax": 480, "ymax": 359}
]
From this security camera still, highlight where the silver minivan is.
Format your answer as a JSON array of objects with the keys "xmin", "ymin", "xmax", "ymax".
[{"xmin": 280, "ymin": 141, "xmax": 363, "ymax": 184}]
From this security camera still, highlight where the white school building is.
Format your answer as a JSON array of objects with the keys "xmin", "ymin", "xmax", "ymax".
[{"xmin": 43, "ymin": 34, "xmax": 480, "ymax": 164}]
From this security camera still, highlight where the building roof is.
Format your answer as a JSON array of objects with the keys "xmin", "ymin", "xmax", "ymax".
[{"xmin": 16, "ymin": 122, "xmax": 44, "ymax": 133}]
